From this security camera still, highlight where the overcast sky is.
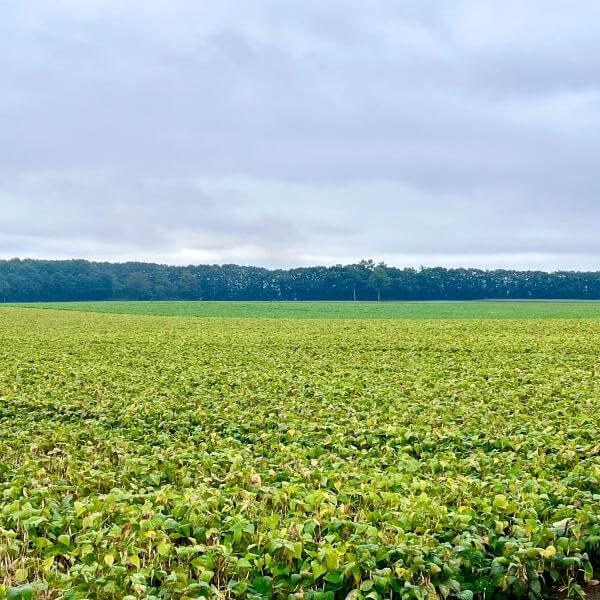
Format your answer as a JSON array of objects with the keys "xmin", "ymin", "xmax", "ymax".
[{"xmin": 2, "ymin": 1, "xmax": 600, "ymax": 270}]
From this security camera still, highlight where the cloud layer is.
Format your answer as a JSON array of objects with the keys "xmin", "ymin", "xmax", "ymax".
[{"xmin": 2, "ymin": 1, "xmax": 600, "ymax": 269}]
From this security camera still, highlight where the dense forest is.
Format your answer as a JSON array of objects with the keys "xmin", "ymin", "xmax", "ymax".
[{"xmin": 1, "ymin": 258, "xmax": 600, "ymax": 302}]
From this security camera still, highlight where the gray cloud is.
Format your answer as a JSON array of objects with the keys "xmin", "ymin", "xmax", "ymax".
[{"xmin": 1, "ymin": 0, "xmax": 600, "ymax": 269}]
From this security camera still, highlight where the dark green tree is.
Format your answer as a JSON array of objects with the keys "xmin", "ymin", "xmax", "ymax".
[
  {"xmin": 368, "ymin": 263, "xmax": 391, "ymax": 301},
  {"xmin": 126, "ymin": 271, "xmax": 150, "ymax": 300},
  {"xmin": 2, "ymin": 259, "xmax": 600, "ymax": 302},
  {"xmin": 0, "ymin": 278, "xmax": 9, "ymax": 303}
]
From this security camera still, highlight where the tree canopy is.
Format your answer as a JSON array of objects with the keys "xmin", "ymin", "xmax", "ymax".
[{"xmin": 1, "ymin": 258, "xmax": 600, "ymax": 302}]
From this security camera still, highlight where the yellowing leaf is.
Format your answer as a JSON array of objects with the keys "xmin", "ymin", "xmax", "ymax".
[
  {"xmin": 157, "ymin": 542, "xmax": 171, "ymax": 556},
  {"xmin": 540, "ymin": 545, "xmax": 557, "ymax": 558},
  {"xmin": 15, "ymin": 569, "xmax": 28, "ymax": 583},
  {"xmin": 128, "ymin": 555, "xmax": 140, "ymax": 569},
  {"xmin": 493, "ymin": 495, "xmax": 509, "ymax": 510}
]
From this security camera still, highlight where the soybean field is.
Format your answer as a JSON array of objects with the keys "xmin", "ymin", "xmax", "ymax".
[{"xmin": 0, "ymin": 306, "xmax": 598, "ymax": 599}]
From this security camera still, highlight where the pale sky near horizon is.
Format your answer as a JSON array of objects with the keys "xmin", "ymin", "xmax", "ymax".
[{"xmin": 1, "ymin": 1, "xmax": 600, "ymax": 270}]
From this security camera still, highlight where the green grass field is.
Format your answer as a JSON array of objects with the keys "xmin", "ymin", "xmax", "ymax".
[{"xmin": 11, "ymin": 299, "xmax": 600, "ymax": 319}]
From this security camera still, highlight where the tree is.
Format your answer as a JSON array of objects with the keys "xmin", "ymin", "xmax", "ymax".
[
  {"xmin": 179, "ymin": 271, "xmax": 202, "ymax": 300},
  {"xmin": 3, "ymin": 258, "xmax": 600, "ymax": 302},
  {"xmin": 0, "ymin": 278, "xmax": 9, "ymax": 303},
  {"xmin": 368, "ymin": 263, "xmax": 391, "ymax": 301},
  {"xmin": 126, "ymin": 271, "xmax": 150, "ymax": 300},
  {"xmin": 343, "ymin": 263, "xmax": 369, "ymax": 301}
]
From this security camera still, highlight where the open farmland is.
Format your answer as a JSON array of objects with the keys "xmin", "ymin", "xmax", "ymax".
[
  {"xmin": 0, "ymin": 307, "xmax": 599, "ymax": 599},
  {"xmin": 14, "ymin": 300, "xmax": 600, "ymax": 320}
]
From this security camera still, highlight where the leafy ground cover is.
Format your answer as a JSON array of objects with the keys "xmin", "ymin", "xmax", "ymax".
[
  {"xmin": 12, "ymin": 300, "xmax": 600, "ymax": 320},
  {"xmin": 0, "ymin": 307, "xmax": 598, "ymax": 599}
]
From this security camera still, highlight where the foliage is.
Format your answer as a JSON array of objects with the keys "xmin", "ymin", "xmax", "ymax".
[
  {"xmin": 0, "ymin": 308, "xmax": 598, "ymax": 599},
  {"xmin": 3, "ymin": 258, "xmax": 600, "ymax": 302},
  {"xmin": 368, "ymin": 265, "xmax": 391, "ymax": 301}
]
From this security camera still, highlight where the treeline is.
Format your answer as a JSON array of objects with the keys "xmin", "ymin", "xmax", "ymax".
[{"xmin": 1, "ymin": 258, "xmax": 600, "ymax": 302}]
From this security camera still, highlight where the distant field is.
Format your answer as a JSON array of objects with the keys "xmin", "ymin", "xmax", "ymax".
[{"xmin": 11, "ymin": 299, "xmax": 600, "ymax": 319}]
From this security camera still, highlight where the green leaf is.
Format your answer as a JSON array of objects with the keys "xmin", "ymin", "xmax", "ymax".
[
  {"xmin": 253, "ymin": 576, "xmax": 273, "ymax": 595},
  {"xmin": 7, "ymin": 585, "xmax": 34, "ymax": 600}
]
